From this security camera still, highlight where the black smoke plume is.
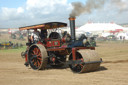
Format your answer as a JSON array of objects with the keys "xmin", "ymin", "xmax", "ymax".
[
  {"xmin": 70, "ymin": 0, "xmax": 105, "ymax": 17},
  {"xmin": 70, "ymin": 0, "xmax": 128, "ymax": 17}
]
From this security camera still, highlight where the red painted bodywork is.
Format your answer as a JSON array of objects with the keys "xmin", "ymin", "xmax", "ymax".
[
  {"xmin": 25, "ymin": 54, "xmax": 28, "ymax": 62},
  {"xmin": 46, "ymin": 41, "xmax": 52, "ymax": 47},
  {"xmin": 46, "ymin": 46, "xmax": 95, "ymax": 60},
  {"xmin": 72, "ymin": 48, "xmax": 76, "ymax": 60},
  {"xmin": 52, "ymin": 40, "xmax": 61, "ymax": 47},
  {"xmin": 46, "ymin": 40, "xmax": 61, "ymax": 47}
]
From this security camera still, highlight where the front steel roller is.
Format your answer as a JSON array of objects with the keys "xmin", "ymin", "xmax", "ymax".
[
  {"xmin": 69, "ymin": 50, "xmax": 102, "ymax": 73},
  {"xmin": 28, "ymin": 44, "xmax": 48, "ymax": 70}
]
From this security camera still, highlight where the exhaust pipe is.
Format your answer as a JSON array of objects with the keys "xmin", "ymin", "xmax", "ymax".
[{"xmin": 69, "ymin": 17, "xmax": 76, "ymax": 42}]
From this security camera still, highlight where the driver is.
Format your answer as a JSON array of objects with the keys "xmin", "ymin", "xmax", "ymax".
[
  {"xmin": 31, "ymin": 29, "xmax": 41, "ymax": 43},
  {"xmin": 41, "ymin": 29, "xmax": 47, "ymax": 40}
]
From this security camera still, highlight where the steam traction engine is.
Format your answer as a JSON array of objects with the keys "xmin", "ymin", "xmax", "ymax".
[{"xmin": 20, "ymin": 17, "xmax": 102, "ymax": 73}]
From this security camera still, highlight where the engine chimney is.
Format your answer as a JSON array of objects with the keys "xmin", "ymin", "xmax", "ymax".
[{"xmin": 69, "ymin": 17, "xmax": 76, "ymax": 42}]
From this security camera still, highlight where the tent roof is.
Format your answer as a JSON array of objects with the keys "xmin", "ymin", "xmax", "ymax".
[{"xmin": 77, "ymin": 23, "xmax": 127, "ymax": 32}]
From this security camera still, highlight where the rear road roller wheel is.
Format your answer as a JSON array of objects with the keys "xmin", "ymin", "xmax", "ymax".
[
  {"xmin": 28, "ymin": 44, "xmax": 48, "ymax": 70},
  {"xmin": 69, "ymin": 50, "xmax": 101, "ymax": 73}
]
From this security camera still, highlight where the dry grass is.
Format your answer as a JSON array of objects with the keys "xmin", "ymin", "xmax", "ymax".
[{"xmin": 96, "ymin": 42, "xmax": 128, "ymax": 61}]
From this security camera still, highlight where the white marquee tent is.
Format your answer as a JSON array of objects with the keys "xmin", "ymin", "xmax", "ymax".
[{"xmin": 76, "ymin": 23, "xmax": 128, "ymax": 32}]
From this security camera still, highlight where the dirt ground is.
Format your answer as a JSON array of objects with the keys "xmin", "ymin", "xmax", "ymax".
[{"xmin": 0, "ymin": 34, "xmax": 128, "ymax": 85}]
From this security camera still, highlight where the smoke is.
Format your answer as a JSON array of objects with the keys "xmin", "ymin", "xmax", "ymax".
[
  {"xmin": 70, "ymin": 0, "xmax": 128, "ymax": 17},
  {"xmin": 70, "ymin": 0, "xmax": 106, "ymax": 17},
  {"xmin": 111, "ymin": 0, "xmax": 128, "ymax": 12}
]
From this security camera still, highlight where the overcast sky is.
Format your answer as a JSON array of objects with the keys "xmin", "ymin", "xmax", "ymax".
[{"xmin": 0, "ymin": 0, "xmax": 128, "ymax": 28}]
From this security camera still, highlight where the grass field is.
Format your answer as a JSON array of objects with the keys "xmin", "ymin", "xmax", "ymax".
[{"xmin": 0, "ymin": 34, "xmax": 128, "ymax": 85}]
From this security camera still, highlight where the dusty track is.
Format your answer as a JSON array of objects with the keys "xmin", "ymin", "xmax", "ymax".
[
  {"xmin": 0, "ymin": 35, "xmax": 128, "ymax": 85},
  {"xmin": 103, "ymin": 59, "xmax": 128, "ymax": 63}
]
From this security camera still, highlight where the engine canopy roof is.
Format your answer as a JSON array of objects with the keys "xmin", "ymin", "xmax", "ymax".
[{"xmin": 19, "ymin": 22, "xmax": 67, "ymax": 30}]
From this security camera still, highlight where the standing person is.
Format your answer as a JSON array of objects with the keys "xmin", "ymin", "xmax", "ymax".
[
  {"xmin": 24, "ymin": 29, "xmax": 40, "ymax": 66},
  {"xmin": 31, "ymin": 29, "xmax": 41, "ymax": 43},
  {"xmin": 40, "ymin": 29, "xmax": 47, "ymax": 43},
  {"xmin": 123, "ymin": 36, "xmax": 125, "ymax": 43},
  {"xmin": 41, "ymin": 29, "xmax": 47, "ymax": 39},
  {"xmin": 120, "ymin": 36, "xmax": 122, "ymax": 40}
]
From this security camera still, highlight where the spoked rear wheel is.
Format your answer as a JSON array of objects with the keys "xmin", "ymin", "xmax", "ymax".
[
  {"xmin": 69, "ymin": 52, "xmax": 84, "ymax": 73},
  {"xmin": 28, "ymin": 44, "xmax": 48, "ymax": 70}
]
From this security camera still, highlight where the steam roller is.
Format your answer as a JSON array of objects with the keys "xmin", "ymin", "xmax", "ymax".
[
  {"xmin": 68, "ymin": 49, "xmax": 101, "ymax": 73},
  {"xmin": 19, "ymin": 16, "xmax": 102, "ymax": 73}
]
